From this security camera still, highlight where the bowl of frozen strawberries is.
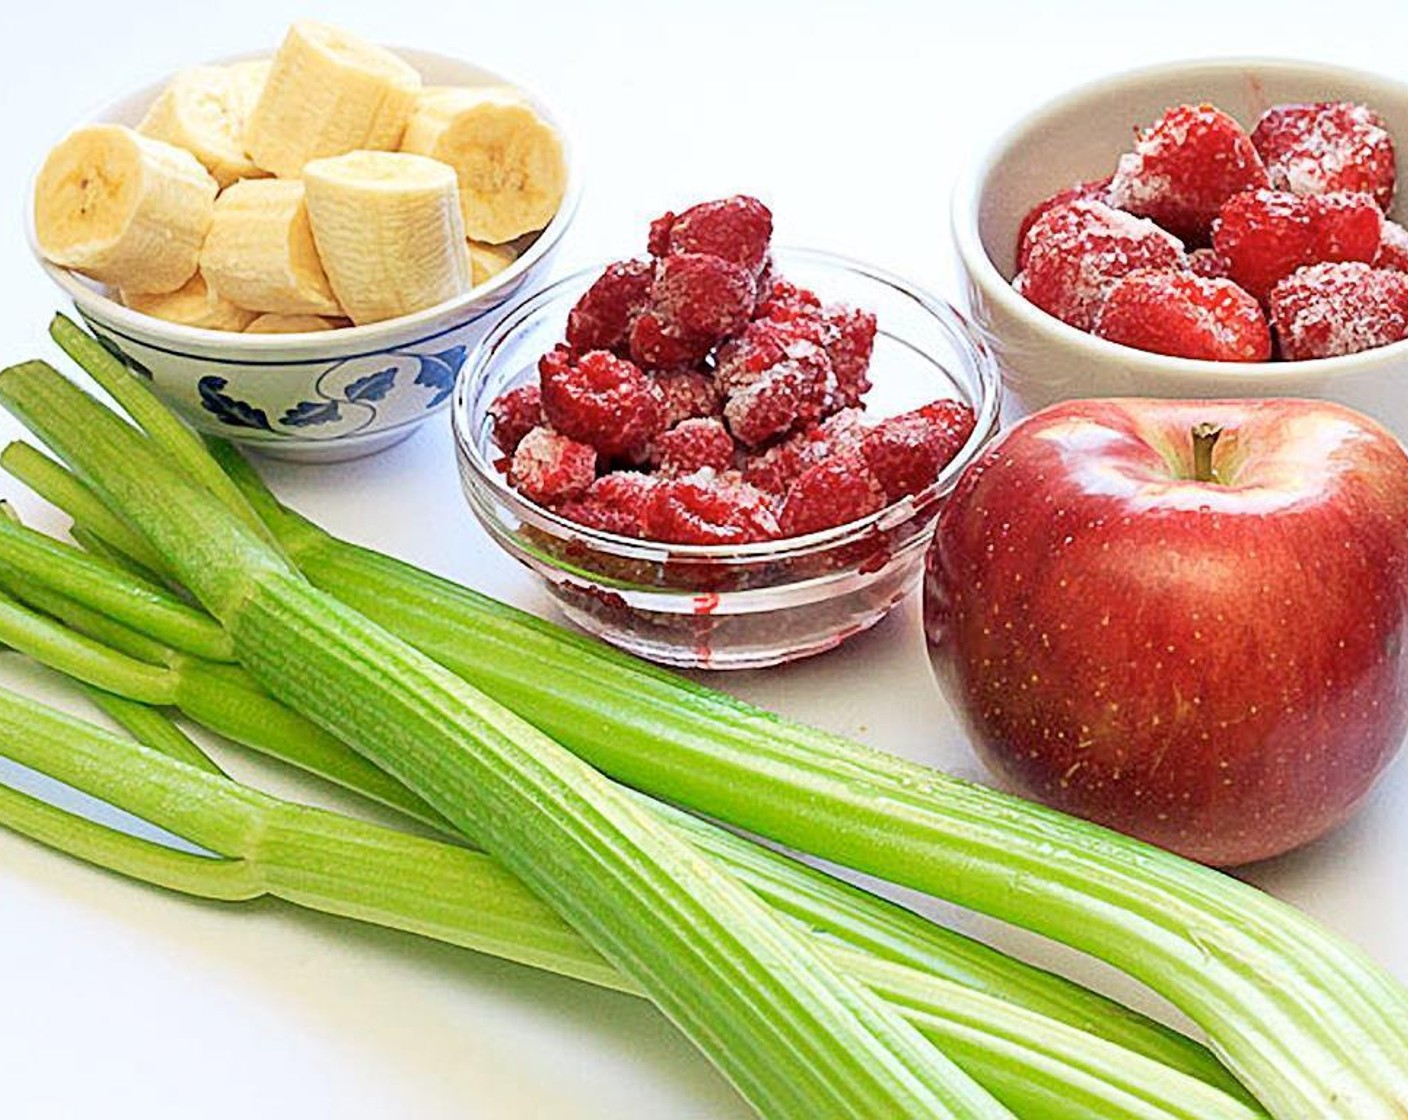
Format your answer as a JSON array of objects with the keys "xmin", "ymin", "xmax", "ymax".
[
  {"xmin": 454, "ymin": 196, "xmax": 1000, "ymax": 669},
  {"xmin": 953, "ymin": 58, "xmax": 1408, "ymax": 434}
]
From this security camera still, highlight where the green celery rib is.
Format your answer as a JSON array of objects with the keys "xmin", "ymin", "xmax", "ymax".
[
  {"xmin": 0, "ymin": 562, "xmax": 447, "ymax": 830},
  {"xmin": 0, "ymin": 440, "xmax": 169, "ymax": 574},
  {"xmin": 0, "ymin": 360, "xmax": 1017, "ymax": 1118},
  {"xmin": 0, "ymin": 518, "xmax": 232, "ymax": 661},
  {"xmin": 82, "ymin": 688, "xmax": 226, "ymax": 776},
  {"xmin": 214, "ymin": 450, "xmax": 1408, "ymax": 1119},
  {"xmin": 0, "ymin": 691, "xmax": 1263, "ymax": 1120},
  {"xmin": 47, "ymin": 315, "xmax": 284, "ymax": 558},
  {"xmin": 0, "ymin": 510, "xmax": 1235, "ymax": 1099}
]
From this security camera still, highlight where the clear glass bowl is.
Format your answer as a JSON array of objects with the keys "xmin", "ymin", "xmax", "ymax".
[{"xmin": 452, "ymin": 248, "xmax": 1001, "ymax": 669}]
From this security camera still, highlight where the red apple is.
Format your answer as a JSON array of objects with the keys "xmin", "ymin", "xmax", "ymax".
[{"xmin": 924, "ymin": 397, "xmax": 1408, "ymax": 865}]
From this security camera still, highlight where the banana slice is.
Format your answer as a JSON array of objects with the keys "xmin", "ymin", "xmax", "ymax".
[
  {"xmin": 33, "ymin": 124, "xmax": 217, "ymax": 294},
  {"xmin": 467, "ymin": 239, "xmax": 519, "ymax": 286},
  {"xmin": 201, "ymin": 179, "xmax": 341, "ymax": 316},
  {"xmin": 244, "ymin": 313, "xmax": 345, "ymax": 333},
  {"xmin": 246, "ymin": 21, "xmax": 421, "ymax": 177},
  {"xmin": 122, "ymin": 273, "xmax": 258, "ymax": 331},
  {"xmin": 401, "ymin": 86, "xmax": 566, "ymax": 243},
  {"xmin": 137, "ymin": 61, "xmax": 269, "ymax": 188},
  {"xmin": 303, "ymin": 150, "xmax": 470, "ymax": 325}
]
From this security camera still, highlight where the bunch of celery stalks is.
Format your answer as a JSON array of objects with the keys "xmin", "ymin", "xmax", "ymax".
[{"xmin": 0, "ymin": 315, "xmax": 1405, "ymax": 1120}]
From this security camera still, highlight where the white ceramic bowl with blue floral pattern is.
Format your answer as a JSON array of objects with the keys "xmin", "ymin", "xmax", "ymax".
[{"xmin": 26, "ymin": 48, "xmax": 580, "ymax": 463}]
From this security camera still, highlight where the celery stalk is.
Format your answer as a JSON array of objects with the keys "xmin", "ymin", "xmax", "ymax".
[
  {"xmin": 0, "ymin": 440, "xmax": 168, "ymax": 574},
  {"xmin": 0, "ymin": 488, "xmax": 1246, "ymax": 1098},
  {"xmin": 0, "ymin": 359, "xmax": 1016, "ymax": 1118},
  {"xmin": 207, "ymin": 454, "xmax": 1408, "ymax": 1118},
  {"xmin": 0, "ymin": 689, "xmax": 1264, "ymax": 1120}
]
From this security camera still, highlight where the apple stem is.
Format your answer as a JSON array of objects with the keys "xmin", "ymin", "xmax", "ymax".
[{"xmin": 1192, "ymin": 423, "xmax": 1223, "ymax": 484}]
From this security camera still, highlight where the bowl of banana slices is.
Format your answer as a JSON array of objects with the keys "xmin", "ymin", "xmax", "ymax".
[{"xmin": 26, "ymin": 21, "xmax": 580, "ymax": 462}]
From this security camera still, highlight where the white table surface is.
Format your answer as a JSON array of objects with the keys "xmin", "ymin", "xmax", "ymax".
[{"xmin": 3, "ymin": 2, "xmax": 1406, "ymax": 1115}]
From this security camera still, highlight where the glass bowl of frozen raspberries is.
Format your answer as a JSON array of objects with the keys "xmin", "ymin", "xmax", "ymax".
[
  {"xmin": 953, "ymin": 59, "xmax": 1408, "ymax": 439},
  {"xmin": 453, "ymin": 197, "xmax": 999, "ymax": 669}
]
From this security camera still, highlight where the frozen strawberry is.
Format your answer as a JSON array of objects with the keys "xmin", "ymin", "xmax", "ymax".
[
  {"xmin": 1016, "ymin": 177, "xmax": 1113, "ymax": 268},
  {"xmin": 861, "ymin": 400, "xmax": 978, "ymax": 501},
  {"xmin": 778, "ymin": 456, "xmax": 887, "ymax": 536},
  {"xmin": 1107, "ymin": 104, "xmax": 1270, "ymax": 244},
  {"xmin": 742, "ymin": 409, "xmax": 868, "ymax": 494},
  {"xmin": 1268, "ymin": 262, "xmax": 1408, "ymax": 360},
  {"xmin": 565, "ymin": 259, "xmax": 654, "ymax": 354},
  {"xmin": 1252, "ymin": 102, "xmax": 1396, "ymax": 212},
  {"xmin": 1188, "ymin": 248, "xmax": 1231, "ymax": 278},
  {"xmin": 1015, "ymin": 200, "xmax": 1186, "ymax": 331},
  {"xmin": 653, "ymin": 368, "xmax": 722, "ymax": 426},
  {"xmin": 1376, "ymin": 220, "xmax": 1408, "ymax": 273},
  {"xmin": 1093, "ymin": 269, "xmax": 1272, "ymax": 362},
  {"xmin": 654, "ymin": 418, "xmax": 735, "ymax": 477},
  {"xmin": 649, "ymin": 195, "xmax": 773, "ymax": 278},
  {"xmin": 488, "ymin": 384, "xmax": 543, "ymax": 454},
  {"xmin": 539, "ymin": 346, "xmax": 666, "ymax": 459},
  {"xmin": 643, "ymin": 470, "xmax": 780, "ymax": 544},
  {"xmin": 509, "ymin": 427, "xmax": 597, "ymax": 506},
  {"xmin": 650, "ymin": 252, "xmax": 757, "ymax": 337},
  {"xmin": 627, "ymin": 310, "xmax": 714, "ymax": 371},
  {"xmin": 1211, "ymin": 189, "xmax": 1382, "ymax": 301},
  {"xmin": 559, "ymin": 471, "xmax": 658, "ymax": 537}
]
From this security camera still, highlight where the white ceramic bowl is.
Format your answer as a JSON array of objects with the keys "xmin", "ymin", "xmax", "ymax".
[
  {"xmin": 26, "ymin": 48, "xmax": 581, "ymax": 463},
  {"xmin": 953, "ymin": 58, "xmax": 1408, "ymax": 436}
]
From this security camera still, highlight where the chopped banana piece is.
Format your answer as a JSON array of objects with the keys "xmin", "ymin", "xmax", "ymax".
[
  {"xmin": 244, "ymin": 313, "xmax": 345, "ymax": 333},
  {"xmin": 137, "ymin": 62, "xmax": 269, "ymax": 188},
  {"xmin": 467, "ymin": 239, "xmax": 520, "ymax": 286},
  {"xmin": 202, "ymin": 179, "xmax": 341, "ymax": 316},
  {"xmin": 122, "ymin": 273, "xmax": 258, "ymax": 331},
  {"xmin": 33, "ymin": 124, "xmax": 217, "ymax": 294},
  {"xmin": 304, "ymin": 150, "xmax": 471, "ymax": 325},
  {"xmin": 246, "ymin": 21, "xmax": 421, "ymax": 177},
  {"xmin": 401, "ymin": 86, "xmax": 565, "ymax": 243}
]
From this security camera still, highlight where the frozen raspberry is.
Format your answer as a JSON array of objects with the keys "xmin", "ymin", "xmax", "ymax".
[
  {"xmin": 824, "ymin": 304, "xmax": 877, "ymax": 407},
  {"xmin": 1188, "ymin": 248, "xmax": 1231, "ymax": 279},
  {"xmin": 1376, "ymin": 220, "xmax": 1408, "ymax": 273},
  {"xmin": 653, "ymin": 369, "xmax": 722, "ymax": 426},
  {"xmin": 655, "ymin": 418, "xmax": 736, "ymax": 477},
  {"xmin": 1211, "ymin": 189, "xmax": 1382, "ymax": 302},
  {"xmin": 559, "ymin": 471, "xmax": 658, "ymax": 537},
  {"xmin": 719, "ymin": 335, "xmax": 836, "ymax": 447},
  {"xmin": 1016, "ymin": 178, "xmax": 1113, "ymax": 268},
  {"xmin": 509, "ymin": 427, "xmax": 597, "ymax": 506},
  {"xmin": 1268, "ymin": 262, "xmax": 1408, "ymax": 360},
  {"xmin": 755, "ymin": 278, "xmax": 823, "ymax": 321},
  {"xmin": 860, "ymin": 400, "xmax": 977, "ymax": 501},
  {"xmin": 539, "ymin": 346, "xmax": 666, "ymax": 459},
  {"xmin": 488, "ymin": 384, "xmax": 543, "ymax": 454},
  {"xmin": 1252, "ymin": 102, "xmax": 1396, "ymax": 213},
  {"xmin": 565, "ymin": 260, "xmax": 654, "ymax": 354},
  {"xmin": 1107, "ymin": 104, "xmax": 1270, "ymax": 244},
  {"xmin": 742, "ymin": 409, "xmax": 868, "ymax": 494},
  {"xmin": 1093, "ymin": 270, "xmax": 1272, "ymax": 362},
  {"xmin": 643, "ymin": 470, "xmax": 780, "ymax": 544},
  {"xmin": 649, "ymin": 195, "xmax": 773, "ymax": 278},
  {"xmin": 627, "ymin": 311, "xmax": 713, "ymax": 371},
  {"xmin": 778, "ymin": 457, "xmax": 887, "ymax": 536},
  {"xmin": 1015, "ymin": 200, "xmax": 1186, "ymax": 331},
  {"xmin": 650, "ymin": 252, "xmax": 757, "ymax": 337}
]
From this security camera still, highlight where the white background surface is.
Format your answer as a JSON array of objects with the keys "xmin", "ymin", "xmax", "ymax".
[{"xmin": 3, "ymin": 1, "xmax": 1407, "ymax": 1116}]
